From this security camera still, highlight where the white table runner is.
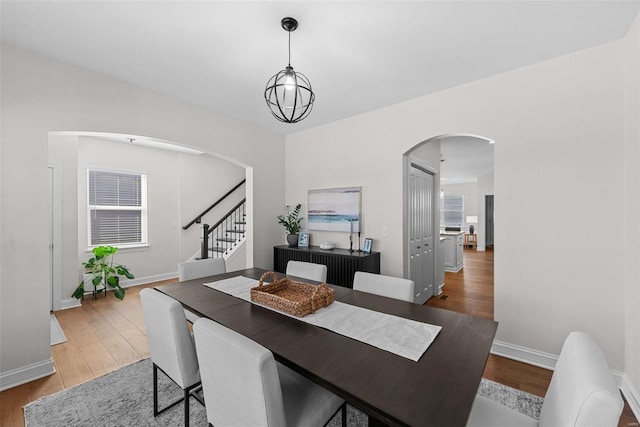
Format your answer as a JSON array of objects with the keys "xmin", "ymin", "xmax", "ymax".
[{"xmin": 204, "ymin": 276, "xmax": 441, "ymax": 362}]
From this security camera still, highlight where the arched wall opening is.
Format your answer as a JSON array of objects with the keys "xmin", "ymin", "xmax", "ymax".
[
  {"xmin": 48, "ymin": 131, "xmax": 255, "ymax": 310},
  {"xmin": 402, "ymin": 133, "xmax": 494, "ymax": 306}
]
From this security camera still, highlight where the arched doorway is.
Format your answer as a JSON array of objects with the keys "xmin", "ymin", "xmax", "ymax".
[{"xmin": 403, "ymin": 134, "xmax": 494, "ymax": 317}]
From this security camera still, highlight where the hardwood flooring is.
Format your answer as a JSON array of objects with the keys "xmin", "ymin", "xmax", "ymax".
[{"xmin": 1, "ymin": 255, "xmax": 637, "ymax": 426}]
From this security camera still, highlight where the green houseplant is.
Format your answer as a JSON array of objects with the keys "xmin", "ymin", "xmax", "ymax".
[
  {"xmin": 72, "ymin": 245, "xmax": 134, "ymax": 301},
  {"xmin": 277, "ymin": 203, "xmax": 303, "ymax": 247}
]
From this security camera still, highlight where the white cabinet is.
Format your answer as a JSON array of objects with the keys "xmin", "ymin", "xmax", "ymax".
[{"xmin": 441, "ymin": 232, "xmax": 464, "ymax": 272}]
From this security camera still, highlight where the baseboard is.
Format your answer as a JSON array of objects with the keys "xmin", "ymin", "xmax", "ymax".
[
  {"xmin": 492, "ymin": 339, "xmax": 625, "ymax": 387},
  {"xmin": 58, "ymin": 298, "xmax": 82, "ymax": 310},
  {"xmin": 491, "ymin": 339, "xmax": 558, "ymax": 370},
  {"xmin": 79, "ymin": 271, "xmax": 179, "ymax": 297},
  {"xmin": 622, "ymin": 374, "xmax": 640, "ymax": 421},
  {"xmin": 0, "ymin": 358, "xmax": 55, "ymax": 392},
  {"xmin": 120, "ymin": 271, "xmax": 178, "ymax": 287}
]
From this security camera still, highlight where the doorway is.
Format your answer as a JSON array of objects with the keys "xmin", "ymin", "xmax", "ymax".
[
  {"xmin": 48, "ymin": 163, "xmax": 62, "ymax": 311},
  {"xmin": 485, "ymin": 195, "xmax": 494, "ymax": 248}
]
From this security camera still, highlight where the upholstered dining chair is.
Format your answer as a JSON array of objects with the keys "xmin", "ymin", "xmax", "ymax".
[
  {"xmin": 467, "ymin": 331, "xmax": 623, "ymax": 427},
  {"xmin": 140, "ymin": 288, "xmax": 203, "ymax": 427},
  {"xmin": 193, "ymin": 317, "xmax": 347, "ymax": 427},
  {"xmin": 352, "ymin": 271, "xmax": 415, "ymax": 303},
  {"xmin": 177, "ymin": 258, "xmax": 226, "ymax": 322},
  {"xmin": 286, "ymin": 260, "xmax": 328, "ymax": 282}
]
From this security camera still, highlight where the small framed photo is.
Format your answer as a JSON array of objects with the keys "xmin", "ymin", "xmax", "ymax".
[
  {"xmin": 363, "ymin": 238, "xmax": 373, "ymax": 253},
  {"xmin": 298, "ymin": 232, "xmax": 309, "ymax": 247}
]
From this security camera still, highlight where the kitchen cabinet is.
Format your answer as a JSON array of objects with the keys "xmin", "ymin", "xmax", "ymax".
[{"xmin": 441, "ymin": 232, "xmax": 464, "ymax": 272}]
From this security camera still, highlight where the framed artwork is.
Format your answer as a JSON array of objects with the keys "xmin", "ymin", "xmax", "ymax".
[
  {"xmin": 298, "ymin": 232, "xmax": 309, "ymax": 247},
  {"xmin": 363, "ymin": 238, "xmax": 373, "ymax": 254},
  {"xmin": 308, "ymin": 187, "xmax": 361, "ymax": 232}
]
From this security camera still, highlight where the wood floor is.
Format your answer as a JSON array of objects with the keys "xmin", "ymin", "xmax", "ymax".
[{"xmin": 1, "ymin": 252, "xmax": 638, "ymax": 426}]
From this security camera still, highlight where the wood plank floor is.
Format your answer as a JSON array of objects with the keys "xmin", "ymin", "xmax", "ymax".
[{"xmin": 1, "ymin": 256, "xmax": 638, "ymax": 426}]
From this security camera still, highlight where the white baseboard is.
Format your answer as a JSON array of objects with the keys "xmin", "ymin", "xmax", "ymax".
[
  {"xmin": 0, "ymin": 358, "xmax": 55, "ymax": 392},
  {"xmin": 622, "ymin": 374, "xmax": 640, "ymax": 422},
  {"xmin": 58, "ymin": 298, "xmax": 82, "ymax": 310},
  {"xmin": 120, "ymin": 271, "xmax": 178, "ymax": 287},
  {"xmin": 492, "ymin": 339, "xmax": 625, "ymax": 387},
  {"xmin": 491, "ymin": 339, "xmax": 559, "ymax": 371}
]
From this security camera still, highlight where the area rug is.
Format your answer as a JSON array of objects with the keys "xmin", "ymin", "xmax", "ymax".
[
  {"xmin": 24, "ymin": 358, "xmax": 543, "ymax": 426},
  {"xmin": 50, "ymin": 314, "xmax": 67, "ymax": 346}
]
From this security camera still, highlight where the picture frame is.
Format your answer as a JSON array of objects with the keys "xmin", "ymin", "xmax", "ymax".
[
  {"xmin": 363, "ymin": 238, "xmax": 373, "ymax": 254},
  {"xmin": 308, "ymin": 187, "xmax": 361, "ymax": 232},
  {"xmin": 298, "ymin": 232, "xmax": 309, "ymax": 248}
]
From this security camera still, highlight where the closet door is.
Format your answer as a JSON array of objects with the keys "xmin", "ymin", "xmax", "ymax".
[{"xmin": 409, "ymin": 165, "xmax": 435, "ymax": 303}]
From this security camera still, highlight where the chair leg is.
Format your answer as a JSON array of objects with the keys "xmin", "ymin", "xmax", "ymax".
[
  {"xmin": 184, "ymin": 388, "xmax": 190, "ymax": 427},
  {"xmin": 341, "ymin": 403, "xmax": 347, "ymax": 427},
  {"xmin": 153, "ymin": 363, "xmax": 159, "ymax": 416}
]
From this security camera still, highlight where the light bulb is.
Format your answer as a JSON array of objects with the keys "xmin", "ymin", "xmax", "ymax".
[{"xmin": 284, "ymin": 67, "xmax": 295, "ymax": 91}]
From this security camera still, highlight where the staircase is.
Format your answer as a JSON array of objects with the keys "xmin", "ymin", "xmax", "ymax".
[
  {"xmin": 199, "ymin": 199, "xmax": 246, "ymax": 260},
  {"xmin": 183, "ymin": 180, "xmax": 247, "ymax": 262}
]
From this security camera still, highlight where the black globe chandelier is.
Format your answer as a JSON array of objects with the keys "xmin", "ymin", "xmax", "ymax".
[{"xmin": 264, "ymin": 17, "xmax": 315, "ymax": 123}]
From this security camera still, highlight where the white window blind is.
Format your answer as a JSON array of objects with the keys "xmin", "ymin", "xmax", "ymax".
[
  {"xmin": 88, "ymin": 169, "xmax": 147, "ymax": 247},
  {"xmin": 441, "ymin": 195, "xmax": 464, "ymax": 227}
]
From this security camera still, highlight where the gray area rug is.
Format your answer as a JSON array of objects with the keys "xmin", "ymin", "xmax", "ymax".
[
  {"xmin": 24, "ymin": 358, "xmax": 543, "ymax": 426},
  {"xmin": 50, "ymin": 314, "xmax": 67, "ymax": 346}
]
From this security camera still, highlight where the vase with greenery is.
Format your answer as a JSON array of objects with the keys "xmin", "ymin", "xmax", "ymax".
[
  {"xmin": 277, "ymin": 203, "xmax": 303, "ymax": 247},
  {"xmin": 72, "ymin": 245, "xmax": 134, "ymax": 301}
]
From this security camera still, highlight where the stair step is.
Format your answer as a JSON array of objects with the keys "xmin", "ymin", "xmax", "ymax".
[
  {"xmin": 226, "ymin": 230, "xmax": 245, "ymax": 234},
  {"xmin": 209, "ymin": 247, "xmax": 225, "ymax": 253},
  {"xmin": 235, "ymin": 221, "xmax": 246, "ymax": 225},
  {"xmin": 216, "ymin": 238, "xmax": 237, "ymax": 243}
]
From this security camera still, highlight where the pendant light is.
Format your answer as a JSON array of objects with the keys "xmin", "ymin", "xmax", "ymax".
[{"xmin": 264, "ymin": 17, "xmax": 315, "ymax": 123}]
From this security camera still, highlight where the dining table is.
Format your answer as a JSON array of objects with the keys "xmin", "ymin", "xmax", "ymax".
[{"xmin": 155, "ymin": 267, "xmax": 498, "ymax": 426}]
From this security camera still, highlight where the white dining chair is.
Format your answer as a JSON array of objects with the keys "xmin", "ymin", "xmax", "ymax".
[
  {"xmin": 178, "ymin": 258, "xmax": 226, "ymax": 281},
  {"xmin": 193, "ymin": 317, "xmax": 346, "ymax": 427},
  {"xmin": 467, "ymin": 331, "xmax": 623, "ymax": 427},
  {"xmin": 352, "ymin": 271, "xmax": 415, "ymax": 303},
  {"xmin": 286, "ymin": 260, "xmax": 328, "ymax": 282},
  {"xmin": 139, "ymin": 288, "xmax": 203, "ymax": 427},
  {"xmin": 178, "ymin": 258, "xmax": 226, "ymax": 322}
]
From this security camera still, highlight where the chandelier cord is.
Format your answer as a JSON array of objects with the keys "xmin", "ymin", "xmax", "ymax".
[{"xmin": 288, "ymin": 30, "xmax": 291, "ymax": 67}]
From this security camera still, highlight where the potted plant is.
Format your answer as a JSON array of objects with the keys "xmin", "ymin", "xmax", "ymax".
[
  {"xmin": 72, "ymin": 245, "xmax": 134, "ymax": 301},
  {"xmin": 277, "ymin": 203, "xmax": 303, "ymax": 247}
]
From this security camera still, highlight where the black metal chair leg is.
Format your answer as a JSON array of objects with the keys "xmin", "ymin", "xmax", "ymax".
[
  {"xmin": 342, "ymin": 403, "xmax": 347, "ymax": 427},
  {"xmin": 153, "ymin": 364, "xmax": 159, "ymax": 416},
  {"xmin": 184, "ymin": 388, "xmax": 190, "ymax": 426}
]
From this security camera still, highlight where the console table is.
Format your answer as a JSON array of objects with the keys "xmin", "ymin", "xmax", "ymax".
[{"xmin": 273, "ymin": 245, "xmax": 380, "ymax": 288}]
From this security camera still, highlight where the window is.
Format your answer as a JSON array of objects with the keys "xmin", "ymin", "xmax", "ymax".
[
  {"xmin": 88, "ymin": 169, "xmax": 147, "ymax": 247},
  {"xmin": 441, "ymin": 195, "xmax": 464, "ymax": 228}
]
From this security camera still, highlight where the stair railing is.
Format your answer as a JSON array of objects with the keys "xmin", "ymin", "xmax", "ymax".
[
  {"xmin": 183, "ymin": 179, "xmax": 246, "ymax": 230},
  {"xmin": 200, "ymin": 198, "xmax": 246, "ymax": 259}
]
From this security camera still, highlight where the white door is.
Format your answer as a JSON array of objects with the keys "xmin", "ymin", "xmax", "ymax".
[{"xmin": 409, "ymin": 165, "xmax": 435, "ymax": 303}]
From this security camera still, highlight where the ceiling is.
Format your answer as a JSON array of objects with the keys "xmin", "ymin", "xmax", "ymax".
[
  {"xmin": 2, "ymin": 1, "xmax": 639, "ymax": 137},
  {"xmin": 439, "ymin": 135, "xmax": 494, "ymax": 184}
]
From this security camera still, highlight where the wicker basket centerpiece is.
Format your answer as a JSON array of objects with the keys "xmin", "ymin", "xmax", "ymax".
[{"xmin": 251, "ymin": 271, "xmax": 335, "ymax": 317}]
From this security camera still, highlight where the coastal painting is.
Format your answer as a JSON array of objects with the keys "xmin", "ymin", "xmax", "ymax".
[{"xmin": 308, "ymin": 187, "xmax": 361, "ymax": 232}]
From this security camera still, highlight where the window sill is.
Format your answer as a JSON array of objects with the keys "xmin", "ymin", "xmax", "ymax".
[{"xmin": 85, "ymin": 244, "xmax": 150, "ymax": 254}]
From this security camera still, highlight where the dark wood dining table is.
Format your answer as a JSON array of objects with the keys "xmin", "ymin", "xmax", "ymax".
[{"xmin": 155, "ymin": 268, "xmax": 498, "ymax": 426}]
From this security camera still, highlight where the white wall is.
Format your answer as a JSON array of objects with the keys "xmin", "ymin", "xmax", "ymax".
[
  {"xmin": 623, "ymin": 12, "xmax": 640, "ymax": 408},
  {"xmin": 178, "ymin": 151, "xmax": 246, "ymax": 262},
  {"xmin": 1, "ymin": 44, "xmax": 285, "ymax": 389},
  {"xmin": 286, "ymin": 41, "xmax": 627, "ymax": 373}
]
